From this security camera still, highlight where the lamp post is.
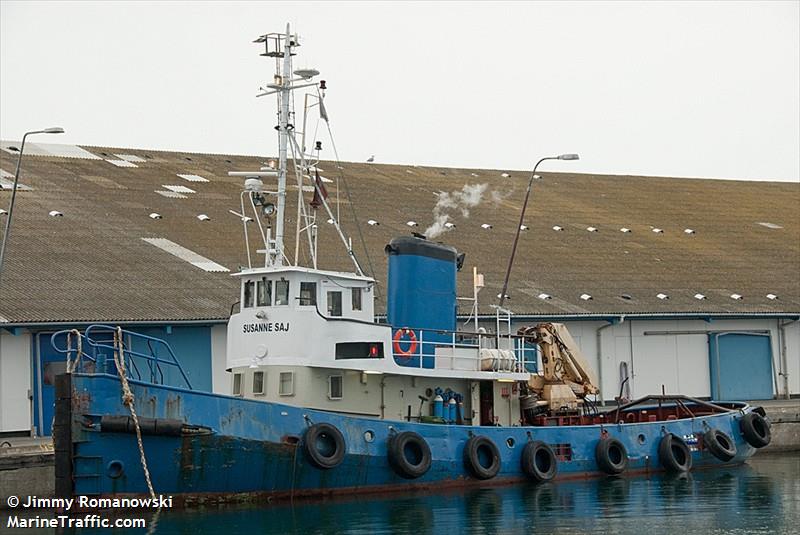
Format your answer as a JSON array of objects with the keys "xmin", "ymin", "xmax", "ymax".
[
  {"xmin": 0, "ymin": 127, "xmax": 65, "ymax": 287},
  {"xmin": 498, "ymin": 153, "xmax": 579, "ymax": 309}
]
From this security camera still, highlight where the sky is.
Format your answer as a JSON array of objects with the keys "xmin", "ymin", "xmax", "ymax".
[{"xmin": 1, "ymin": 1, "xmax": 798, "ymax": 182}]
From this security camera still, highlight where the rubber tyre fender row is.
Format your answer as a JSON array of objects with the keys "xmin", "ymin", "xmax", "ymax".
[
  {"xmin": 463, "ymin": 435, "xmax": 501, "ymax": 480},
  {"xmin": 304, "ymin": 422, "xmax": 346, "ymax": 469},
  {"xmin": 595, "ymin": 437, "xmax": 629, "ymax": 475},
  {"xmin": 521, "ymin": 440, "xmax": 558, "ymax": 482},
  {"xmin": 658, "ymin": 433, "xmax": 692, "ymax": 473},
  {"xmin": 740, "ymin": 412, "xmax": 771, "ymax": 449},
  {"xmin": 703, "ymin": 428, "xmax": 737, "ymax": 462},
  {"xmin": 388, "ymin": 431, "xmax": 432, "ymax": 479}
]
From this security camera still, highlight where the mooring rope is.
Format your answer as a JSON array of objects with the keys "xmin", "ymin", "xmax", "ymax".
[
  {"xmin": 65, "ymin": 329, "xmax": 83, "ymax": 373},
  {"xmin": 112, "ymin": 327, "xmax": 157, "ymax": 501}
]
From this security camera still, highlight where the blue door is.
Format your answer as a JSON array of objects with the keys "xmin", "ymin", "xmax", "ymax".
[{"xmin": 708, "ymin": 332, "xmax": 774, "ymax": 401}]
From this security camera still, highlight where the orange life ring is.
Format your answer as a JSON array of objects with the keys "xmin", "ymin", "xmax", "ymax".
[{"xmin": 393, "ymin": 328, "xmax": 418, "ymax": 357}]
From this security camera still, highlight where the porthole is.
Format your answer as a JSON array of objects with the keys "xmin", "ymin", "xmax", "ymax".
[
  {"xmin": 506, "ymin": 437, "xmax": 516, "ymax": 448},
  {"xmin": 107, "ymin": 460, "xmax": 125, "ymax": 479},
  {"xmin": 364, "ymin": 430, "xmax": 375, "ymax": 443},
  {"xmin": 637, "ymin": 434, "xmax": 646, "ymax": 445}
]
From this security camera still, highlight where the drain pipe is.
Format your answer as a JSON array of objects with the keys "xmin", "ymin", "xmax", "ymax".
[
  {"xmin": 779, "ymin": 319, "xmax": 798, "ymax": 400},
  {"xmin": 596, "ymin": 315, "xmax": 624, "ymax": 406}
]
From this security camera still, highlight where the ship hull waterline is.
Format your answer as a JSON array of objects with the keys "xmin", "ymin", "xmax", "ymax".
[{"xmin": 56, "ymin": 373, "xmax": 760, "ymax": 506}]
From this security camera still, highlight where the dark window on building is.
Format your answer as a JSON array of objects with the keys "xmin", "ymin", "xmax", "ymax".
[
  {"xmin": 257, "ymin": 278, "xmax": 271, "ymax": 306},
  {"xmin": 243, "ymin": 281, "xmax": 255, "ymax": 308},
  {"xmin": 351, "ymin": 287, "xmax": 362, "ymax": 311},
  {"xmin": 275, "ymin": 280, "xmax": 290, "ymax": 306},
  {"xmin": 327, "ymin": 291, "xmax": 342, "ymax": 316},
  {"xmin": 253, "ymin": 371, "xmax": 265, "ymax": 395},
  {"xmin": 300, "ymin": 282, "xmax": 317, "ymax": 306}
]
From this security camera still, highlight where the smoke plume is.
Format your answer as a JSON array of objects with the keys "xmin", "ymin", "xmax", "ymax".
[{"xmin": 424, "ymin": 183, "xmax": 488, "ymax": 239}]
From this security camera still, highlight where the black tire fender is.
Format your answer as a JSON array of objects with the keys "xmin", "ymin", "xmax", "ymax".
[
  {"xmin": 703, "ymin": 428, "xmax": 737, "ymax": 462},
  {"xmin": 388, "ymin": 431, "xmax": 432, "ymax": 479},
  {"xmin": 740, "ymin": 412, "xmax": 771, "ymax": 449},
  {"xmin": 658, "ymin": 433, "xmax": 692, "ymax": 473},
  {"xmin": 463, "ymin": 435, "xmax": 501, "ymax": 480},
  {"xmin": 521, "ymin": 440, "xmax": 558, "ymax": 482},
  {"xmin": 304, "ymin": 422, "xmax": 346, "ymax": 469},
  {"xmin": 595, "ymin": 437, "xmax": 629, "ymax": 475}
]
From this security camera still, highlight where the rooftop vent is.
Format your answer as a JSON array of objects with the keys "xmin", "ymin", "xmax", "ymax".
[
  {"xmin": 481, "ymin": 223, "xmax": 493, "ymax": 229},
  {"xmin": 197, "ymin": 214, "xmax": 211, "ymax": 221},
  {"xmin": 538, "ymin": 293, "xmax": 552, "ymax": 300},
  {"xmin": 684, "ymin": 228, "xmax": 695, "ymax": 234},
  {"xmin": 367, "ymin": 219, "xmax": 379, "ymax": 226},
  {"xmin": 620, "ymin": 294, "xmax": 632, "ymax": 300},
  {"xmin": 444, "ymin": 222, "xmax": 456, "ymax": 229},
  {"xmin": 620, "ymin": 228, "xmax": 631, "ymax": 233},
  {"xmin": 496, "ymin": 293, "xmax": 510, "ymax": 300},
  {"xmin": 657, "ymin": 293, "xmax": 669, "ymax": 300},
  {"xmin": 326, "ymin": 218, "xmax": 335, "ymax": 224},
  {"xmin": 757, "ymin": 222, "xmax": 783, "ymax": 229},
  {"xmin": 49, "ymin": 210, "xmax": 63, "ymax": 217},
  {"xmin": 227, "ymin": 209, "xmax": 252, "ymax": 223},
  {"xmin": 552, "ymin": 226, "xmax": 563, "ymax": 231},
  {"xmin": 694, "ymin": 293, "xmax": 706, "ymax": 300},
  {"xmin": 501, "ymin": 173, "xmax": 511, "ymax": 178},
  {"xmin": 177, "ymin": 174, "xmax": 209, "ymax": 183},
  {"xmin": 149, "ymin": 213, "xmax": 162, "ymax": 220},
  {"xmin": 406, "ymin": 221, "xmax": 418, "ymax": 227},
  {"xmin": 730, "ymin": 294, "xmax": 743, "ymax": 300},
  {"xmin": 580, "ymin": 293, "xmax": 593, "ymax": 301},
  {"xmin": 163, "ymin": 185, "xmax": 196, "ymax": 194},
  {"xmin": 587, "ymin": 227, "xmax": 598, "ymax": 232},
  {"xmin": 766, "ymin": 293, "xmax": 778, "ymax": 300},
  {"xmin": 105, "ymin": 159, "xmax": 138, "ymax": 168},
  {"xmin": 155, "ymin": 190, "xmax": 188, "ymax": 199},
  {"xmin": 470, "ymin": 173, "xmax": 479, "ymax": 177},
  {"xmin": 652, "ymin": 228, "xmax": 664, "ymax": 234},
  {"xmin": 0, "ymin": 209, "xmax": 7, "ymax": 215},
  {"xmin": 520, "ymin": 225, "xmax": 529, "ymax": 231},
  {"xmin": 405, "ymin": 169, "xmax": 415, "ymax": 174}
]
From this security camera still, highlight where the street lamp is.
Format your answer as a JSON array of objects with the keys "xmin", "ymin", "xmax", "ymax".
[
  {"xmin": 0, "ymin": 127, "xmax": 65, "ymax": 286},
  {"xmin": 498, "ymin": 153, "xmax": 580, "ymax": 308}
]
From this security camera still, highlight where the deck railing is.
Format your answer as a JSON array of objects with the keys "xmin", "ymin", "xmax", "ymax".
[{"xmin": 50, "ymin": 324, "xmax": 193, "ymax": 390}]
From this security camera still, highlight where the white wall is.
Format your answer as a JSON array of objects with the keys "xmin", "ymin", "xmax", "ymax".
[
  {"xmin": 210, "ymin": 324, "xmax": 229, "ymax": 395},
  {"xmin": 0, "ymin": 330, "xmax": 32, "ymax": 432},
  {"xmin": 487, "ymin": 317, "xmax": 800, "ymax": 402}
]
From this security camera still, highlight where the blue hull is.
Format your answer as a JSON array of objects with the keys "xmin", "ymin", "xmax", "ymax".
[{"xmin": 62, "ymin": 373, "xmax": 759, "ymax": 503}]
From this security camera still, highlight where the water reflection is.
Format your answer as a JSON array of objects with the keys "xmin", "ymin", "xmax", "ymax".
[{"xmin": 60, "ymin": 455, "xmax": 798, "ymax": 535}]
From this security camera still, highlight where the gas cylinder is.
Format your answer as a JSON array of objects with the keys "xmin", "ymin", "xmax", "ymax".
[
  {"xmin": 448, "ymin": 398, "xmax": 457, "ymax": 423},
  {"xmin": 432, "ymin": 395, "xmax": 444, "ymax": 418}
]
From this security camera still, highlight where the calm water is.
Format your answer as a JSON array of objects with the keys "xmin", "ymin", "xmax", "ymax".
[{"xmin": 4, "ymin": 454, "xmax": 799, "ymax": 534}]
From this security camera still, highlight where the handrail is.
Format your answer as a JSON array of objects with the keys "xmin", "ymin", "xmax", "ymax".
[{"xmin": 50, "ymin": 324, "xmax": 193, "ymax": 390}]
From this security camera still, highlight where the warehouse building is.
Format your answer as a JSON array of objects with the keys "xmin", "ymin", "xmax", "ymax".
[{"xmin": 1, "ymin": 142, "xmax": 797, "ymax": 436}]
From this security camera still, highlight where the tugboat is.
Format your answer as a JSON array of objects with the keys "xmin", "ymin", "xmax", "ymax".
[{"xmin": 51, "ymin": 25, "xmax": 771, "ymax": 505}]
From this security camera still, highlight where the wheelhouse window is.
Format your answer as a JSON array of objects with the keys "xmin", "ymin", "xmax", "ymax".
[
  {"xmin": 327, "ymin": 291, "xmax": 342, "ymax": 317},
  {"xmin": 351, "ymin": 287, "xmax": 362, "ymax": 311},
  {"xmin": 275, "ymin": 280, "xmax": 290, "ymax": 306},
  {"xmin": 233, "ymin": 373, "xmax": 243, "ymax": 396},
  {"xmin": 328, "ymin": 375, "xmax": 343, "ymax": 400},
  {"xmin": 299, "ymin": 282, "xmax": 317, "ymax": 306},
  {"xmin": 279, "ymin": 371, "xmax": 294, "ymax": 396},
  {"xmin": 257, "ymin": 278, "xmax": 272, "ymax": 306},
  {"xmin": 253, "ymin": 371, "xmax": 265, "ymax": 395},
  {"xmin": 243, "ymin": 281, "xmax": 255, "ymax": 308}
]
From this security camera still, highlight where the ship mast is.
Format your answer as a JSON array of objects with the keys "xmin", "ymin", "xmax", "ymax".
[{"xmin": 274, "ymin": 23, "xmax": 292, "ymax": 267}]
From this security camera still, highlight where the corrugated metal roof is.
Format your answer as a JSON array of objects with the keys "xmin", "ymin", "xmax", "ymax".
[{"xmin": 0, "ymin": 143, "xmax": 798, "ymax": 323}]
